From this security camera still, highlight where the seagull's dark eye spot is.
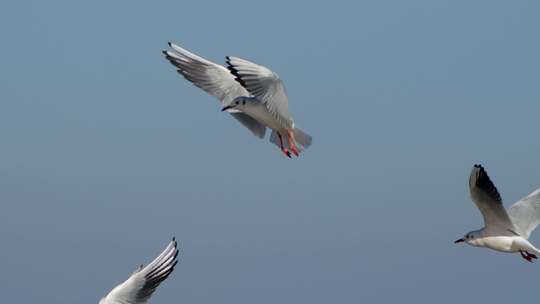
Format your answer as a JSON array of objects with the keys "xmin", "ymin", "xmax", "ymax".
[{"xmin": 235, "ymin": 101, "xmax": 239, "ymax": 105}]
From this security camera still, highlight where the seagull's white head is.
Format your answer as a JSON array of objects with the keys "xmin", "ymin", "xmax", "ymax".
[
  {"xmin": 221, "ymin": 97, "xmax": 257, "ymax": 113},
  {"xmin": 455, "ymin": 230, "xmax": 482, "ymax": 246}
]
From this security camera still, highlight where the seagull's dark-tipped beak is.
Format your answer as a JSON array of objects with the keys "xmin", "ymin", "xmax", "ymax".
[
  {"xmin": 454, "ymin": 238, "xmax": 465, "ymax": 244},
  {"xmin": 221, "ymin": 105, "xmax": 234, "ymax": 112}
]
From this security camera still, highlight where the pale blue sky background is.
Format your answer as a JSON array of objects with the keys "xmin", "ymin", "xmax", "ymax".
[{"xmin": 1, "ymin": 0, "xmax": 540, "ymax": 303}]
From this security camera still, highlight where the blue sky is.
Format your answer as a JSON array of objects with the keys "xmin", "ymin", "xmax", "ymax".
[{"xmin": 1, "ymin": 0, "xmax": 540, "ymax": 303}]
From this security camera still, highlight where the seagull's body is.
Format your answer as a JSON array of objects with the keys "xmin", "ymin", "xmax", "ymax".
[
  {"xmin": 234, "ymin": 97, "xmax": 285, "ymax": 131},
  {"xmin": 99, "ymin": 238, "xmax": 179, "ymax": 304},
  {"xmin": 455, "ymin": 165, "xmax": 540, "ymax": 262},
  {"xmin": 462, "ymin": 230, "xmax": 539, "ymax": 255},
  {"xmin": 162, "ymin": 43, "xmax": 312, "ymax": 157}
]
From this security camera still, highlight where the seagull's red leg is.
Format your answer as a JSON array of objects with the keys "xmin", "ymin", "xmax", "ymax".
[
  {"xmin": 520, "ymin": 250, "xmax": 534, "ymax": 263},
  {"xmin": 277, "ymin": 132, "xmax": 291, "ymax": 158},
  {"xmin": 287, "ymin": 130, "xmax": 300, "ymax": 157},
  {"xmin": 527, "ymin": 251, "xmax": 538, "ymax": 260}
]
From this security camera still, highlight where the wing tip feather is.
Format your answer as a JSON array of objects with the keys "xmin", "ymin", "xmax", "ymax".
[
  {"xmin": 471, "ymin": 164, "xmax": 502, "ymax": 202},
  {"xmin": 225, "ymin": 56, "xmax": 248, "ymax": 89}
]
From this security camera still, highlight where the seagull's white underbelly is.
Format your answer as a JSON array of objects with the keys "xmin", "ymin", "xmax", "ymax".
[
  {"xmin": 244, "ymin": 105, "xmax": 286, "ymax": 131},
  {"xmin": 474, "ymin": 236, "xmax": 519, "ymax": 252}
]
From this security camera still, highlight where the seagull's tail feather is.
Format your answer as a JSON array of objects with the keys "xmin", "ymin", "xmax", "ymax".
[
  {"xmin": 293, "ymin": 128, "xmax": 312, "ymax": 151},
  {"xmin": 269, "ymin": 128, "xmax": 312, "ymax": 152}
]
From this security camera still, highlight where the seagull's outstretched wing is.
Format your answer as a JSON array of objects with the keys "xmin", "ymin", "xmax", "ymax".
[
  {"xmin": 469, "ymin": 165, "xmax": 515, "ymax": 234},
  {"xmin": 226, "ymin": 56, "xmax": 293, "ymax": 129},
  {"xmin": 100, "ymin": 238, "xmax": 179, "ymax": 304},
  {"xmin": 163, "ymin": 43, "xmax": 266, "ymax": 138},
  {"xmin": 508, "ymin": 188, "xmax": 540, "ymax": 239}
]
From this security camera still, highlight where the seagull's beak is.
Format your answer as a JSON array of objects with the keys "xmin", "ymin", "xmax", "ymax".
[
  {"xmin": 454, "ymin": 238, "xmax": 465, "ymax": 244},
  {"xmin": 221, "ymin": 105, "xmax": 235, "ymax": 112}
]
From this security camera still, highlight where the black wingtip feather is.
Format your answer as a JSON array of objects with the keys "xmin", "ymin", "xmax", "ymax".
[
  {"xmin": 474, "ymin": 165, "xmax": 489, "ymax": 183},
  {"xmin": 168, "ymin": 41, "xmax": 172, "ymax": 47},
  {"xmin": 473, "ymin": 164, "xmax": 501, "ymax": 201},
  {"xmin": 225, "ymin": 57, "xmax": 248, "ymax": 89}
]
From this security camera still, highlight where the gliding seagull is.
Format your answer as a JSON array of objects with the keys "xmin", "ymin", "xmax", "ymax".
[
  {"xmin": 455, "ymin": 165, "xmax": 540, "ymax": 262},
  {"xmin": 99, "ymin": 238, "xmax": 179, "ymax": 303},
  {"xmin": 162, "ymin": 43, "xmax": 312, "ymax": 158}
]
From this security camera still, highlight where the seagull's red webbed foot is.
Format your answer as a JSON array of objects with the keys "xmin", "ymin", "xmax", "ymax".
[
  {"xmin": 520, "ymin": 250, "xmax": 537, "ymax": 263},
  {"xmin": 286, "ymin": 130, "xmax": 300, "ymax": 157},
  {"xmin": 520, "ymin": 251, "xmax": 532, "ymax": 262},
  {"xmin": 277, "ymin": 132, "xmax": 292, "ymax": 158},
  {"xmin": 290, "ymin": 146, "xmax": 300, "ymax": 157},
  {"xmin": 282, "ymin": 149, "xmax": 292, "ymax": 158}
]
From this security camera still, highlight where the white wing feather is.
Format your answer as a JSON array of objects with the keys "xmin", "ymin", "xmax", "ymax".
[
  {"xmin": 508, "ymin": 188, "xmax": 540, "ymax": 239},
  {"xmin": 163, "ymin": 43, "xmax": 266, "ymax": 138},
  {"xmin": 100, "ymin": 238, "xmax": 179, "ymax": 304},
  {"xmin": 469, "ymin": 165, "xmax": 516, "ymax": 234}
]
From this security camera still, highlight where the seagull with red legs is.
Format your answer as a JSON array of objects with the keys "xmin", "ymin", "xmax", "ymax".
[
  {"xmin": 162, "ymin": 42, "xmax": 312, "ymax": 158},
  {"xmin": 455, "ymin": 164, "xmax": 540, "ymax": 263}
]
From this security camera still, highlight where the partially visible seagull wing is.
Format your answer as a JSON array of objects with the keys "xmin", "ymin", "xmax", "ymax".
[
  {"xmin": 164, "ymin": 43, "xmax": 246, "ymax": 104},
  {"xmin": 100, "ymin": 238, "xmax": 179, "ymax": 304},
  {"xmin": 163, "ymin": 43, "xmax": 266, "ymax": 138},
  {"xmin": 226, "ymin": 56, "xmax": 293, "ymax": 129},
  {"xmin": 508, "ymin": 188, "xmax": 540, "ymax": 239},
  {"xmin": 469, "ymin": 165, "xmax": 515, "ymax": 233},
  {"xmin": 228, "ymin": 112, "xmax": 266, "ymax": 138}
]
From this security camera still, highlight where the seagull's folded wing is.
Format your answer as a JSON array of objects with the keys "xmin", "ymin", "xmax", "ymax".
[
  {"xmin": 226, "ymin": 56, "xmax": 293, "ymax": 129},
  {"xmin": 101, "ymin": 238, "xmax": 179, "ymax": 304},
  {"xmin": 469, "ymin": 165, "xmax": 516, "ymax": 234},
  {"xmin": 508, "ymin": 188, "xmax": 540, "ymax": 239},
  {"xmin": 163, "ymin": 43, "xmax": 266, "ymax": 138}
]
